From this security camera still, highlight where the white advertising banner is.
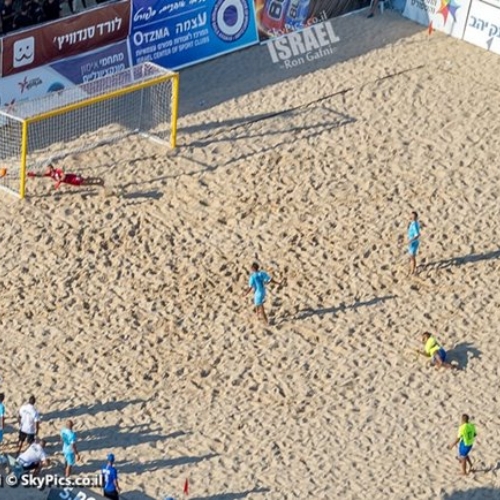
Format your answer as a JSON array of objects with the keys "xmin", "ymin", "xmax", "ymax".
[
  {"xmin": 403, "ymin": 0, "xmax": 472, "ymax": 39},
  {"xmin": 463, "ymin": 0, "xmax": 500, "ymax": 54},
  {"xmin": 0, "ymin": 66, "xmax": 76, "ymax": 111}
]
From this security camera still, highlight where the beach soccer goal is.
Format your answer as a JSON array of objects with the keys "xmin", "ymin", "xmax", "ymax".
[{"xmin": 0, "ymin": 62, "xmax": 179, "ymax": 199}]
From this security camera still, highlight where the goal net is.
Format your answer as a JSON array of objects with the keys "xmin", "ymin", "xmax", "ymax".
[{"xmin": 0, "ymin": 62, "xmax": 179, "ymax": 198}]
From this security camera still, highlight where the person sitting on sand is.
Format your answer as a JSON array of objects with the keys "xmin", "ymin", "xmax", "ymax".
[
  {"xmin": 449, "ymin": 414, "xmax": 476, "ymax": 475},
  {"xmin": 417, "ymin": 332, "xmax": 457, "ymax": 369},
  {"xmin": 28, "ymin": 165, "xmax": 104, "ymax": 189},
  {"xmin": 17, "ymin": 439, "xmax": 49, "ymax": 477}
]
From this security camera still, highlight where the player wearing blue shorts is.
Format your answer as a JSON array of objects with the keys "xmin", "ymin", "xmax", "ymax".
[
  {"xmin": 61, "ymin": 420, "xmax": 80, "ymax": 477},
  {"xmin": 449, "ymin": 414, "xmax": 476, "ymax": 475},
  {"xmin": 407, "ymin": 211, "xmax": 421, "ymax": 275},
  {"xmin": 243, "ymin": 262, "xmax": 284, "ymax": 324},
  {"xmin": 0, "ymin": 393, "xmax": 5, "ymax": 451},
  {"xmin": 419, "ymin": 332, "xmax": 457, "ymax": 370}
]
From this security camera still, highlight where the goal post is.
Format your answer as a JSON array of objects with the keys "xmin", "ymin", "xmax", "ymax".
[{"xmin": 0, "ymin": 62, "xmax": 179, "ymax": 199}]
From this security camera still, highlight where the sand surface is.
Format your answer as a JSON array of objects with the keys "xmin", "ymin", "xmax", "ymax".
[{"xmin": 1, "ymin": 10, "xmax": 500, "ymax": 500}]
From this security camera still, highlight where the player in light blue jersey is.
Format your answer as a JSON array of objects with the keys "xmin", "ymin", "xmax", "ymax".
[
  {"xmin": 243, "ymin": 262, "xmax": 285, "ymax": 324},
  {"xmin": 61, "ymin": 420, "xmax": 80, "ymax": 477},
  {"xmin": 407, "ymin": 211, "xmax": 421, "ymax": 275}
]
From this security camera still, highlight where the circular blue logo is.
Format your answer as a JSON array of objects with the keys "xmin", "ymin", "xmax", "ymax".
[
  {"xmin": 211, "ymin": 0, "xmax": 249, "ymax": 42},
  {"xmin": 48, "ymin": 82, "xmax": 65, "ymax": 92}
]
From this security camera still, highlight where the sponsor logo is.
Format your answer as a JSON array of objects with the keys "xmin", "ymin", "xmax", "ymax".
[
  {"xmin": 18, "ymin": 76, "xmax": 43, "ymax": 93},
  {"xmin": 3, "ymin": 98, "xmax": 16, "ymax": 110},
  {"xmin": 211, "ymin": 0, "xmax": 249, "ymax": 42},
  {"xmin": 133, "ymin": 0, "xmax": 186, "ymax": 25},
  {"xmin": 267, "ymin": 20, "xmax": 339, "ymax": 69},
  {"xmin": 13, "ymin": 37, "xmax": 35, "ymax": 68},
  {"xmin": 436, "ymin": 0, "xmax": 460, "ymax": 23},
  {"xmin": 48, "ymin": 82, "xmax": 66, "ymax": 92}
]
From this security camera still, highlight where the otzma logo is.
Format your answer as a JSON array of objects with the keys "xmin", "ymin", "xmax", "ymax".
[{"xmin": 267, "ymin": 21, "xmax": 340, "ymax": 66}]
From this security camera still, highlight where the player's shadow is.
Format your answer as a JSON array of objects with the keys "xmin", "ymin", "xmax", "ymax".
[
  {"xmin": 123, "ymin": 487, "xmax": 271, "ymax": 500},
  {"xmin": 122, "ymin": 492, "xmax": 158, "ymax": 500},
  {"xmin": 72, "ymin": 453, "xmax": 218, "ymax": 476},
  {"xmin": 294, "ymin": 294, "xmax": 396, "ymax": 320},
  {"xmin": 422, "ymin": 249, "xmax": 500, "ymax": 272},
  {"xmin": 189, "ymin": 487, "xmax": 271, "ymax": 500},
  {"xmin": 442, "ymin": 486, "xmax": 500, "ymax": 499},
  {"xmin": 33, "ymin": 187, "xmax": 103, "ymax": 199},
  {"xmin": 448, "ymin": 341, "xmax": 482, "ymax": 370},
  {"xmin": 121, "ymin": 190, "xmax": 163, "ymax": 200},
  {"xmin": 42, "ymin": 398, "xmax": 147, "ymax": 420},
  {"xmin": 70, "ymin": 425, "xmax": 189, "ymax": 453}
]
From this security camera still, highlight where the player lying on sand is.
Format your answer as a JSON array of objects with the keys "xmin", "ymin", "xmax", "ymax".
[
  {"xmin": 28, "ymin": 165, "xmax": 104, "ymax": 189},
  {"xmin": 416, "ymin": 332, "xmax": 458, "ymax": 369}
]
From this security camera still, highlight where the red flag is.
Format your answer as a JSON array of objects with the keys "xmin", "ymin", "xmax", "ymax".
[
  {"xmin": 428, "ymin": 21, "xmax": 434, "ymax": 36},
  {"xmin": 184, "ymin": 478, "xmax": 189, "ymax": 495}
]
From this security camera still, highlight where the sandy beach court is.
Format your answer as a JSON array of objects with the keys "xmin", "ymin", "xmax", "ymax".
[{"xmin": 1, "ymin": 10, "xmax": 500, "ymax": 500}]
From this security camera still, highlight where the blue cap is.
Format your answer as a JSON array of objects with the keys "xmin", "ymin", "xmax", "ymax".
[{"xmin": 107, "ymin": 453, "xmax": 115, "ymax": 463}]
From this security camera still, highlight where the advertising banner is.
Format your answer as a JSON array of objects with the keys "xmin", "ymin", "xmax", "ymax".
[
  {"xmin": 254, "ymin": 0, "xmax": 371, "ymax": 40},
  {"xmin": 1, "ymin": 1, "xmax": 130, "ymax": 77},
  {"xmin": 0, "ymin": 41, "xmax": 131, "ymax": 112},
  {"xmin": 0, "ymin": 66, "xmax": 77, "ymax": 111},
  {"xmin": 402, "ymin": 0, "xmax": 472, "ymax": 38},
  {"xmin": 47, "ymin": 487, "xmax": 107, "ymax": 500},
  {"xmin": 51, "ymin": 40, "xmax": 132, "ymax": 84},
  {"xmin": 130, "ymin": 0, "xmax": 259, "ymax": 69},
  {"xmin": 463, "ymin": 0, "xmax": 500, "ymax": 53}
]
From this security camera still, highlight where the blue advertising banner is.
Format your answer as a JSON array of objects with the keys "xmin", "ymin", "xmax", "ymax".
[
  {"xmin": 130, "ymin": 0, "xmax": 259, "ymax": 69},
  {"xmin": 50, "ymin": 40, "xmax": 132, "ymax": 85}
]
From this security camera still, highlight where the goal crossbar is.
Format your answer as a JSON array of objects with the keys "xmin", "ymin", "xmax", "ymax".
[{"xmin": 0, "ymin": 62, "xmax": 179, "ymax": 199}]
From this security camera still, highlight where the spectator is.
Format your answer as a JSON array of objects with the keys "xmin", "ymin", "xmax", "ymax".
[
  {"xmin": 1, "ymin": 0, "xmax": 15, "ymax": 34},
  {"xmin": 42, "ymin": 0, "xmax": 59, "ymax": 21},
  {"xmin": 13, "ymin": 3, "xmax": 34, "ymax": 30},
  {"xmin": 17, "ymin": 395, "xmax": 40, "ymax": 455},
  {"xmin": 29, "ymin": 0, "xmax": 44, "ymax": 23},
  {"xmin": 67, "ymin": 0, "xmax": 86, "ymax": 15}
]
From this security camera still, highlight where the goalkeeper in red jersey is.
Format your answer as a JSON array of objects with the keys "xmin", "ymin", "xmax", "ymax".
[{"xmin": 28, "ymin": 165, "xmax": 104, "ymax": 189}]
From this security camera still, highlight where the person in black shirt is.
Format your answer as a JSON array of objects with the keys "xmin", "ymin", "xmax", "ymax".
[
  {"xmin": 42, "ymin": 0, "xmax": 59, "ymax": 21},
  {"xmin": 1, "ymin": 0, "xmax": 15, "ymax": 34},
  {"xmin": 29, "ymin": 0, "xmax": 44, "ymax": 23},
  {"xmin": 13, "ymin": 3, "xmax": 34, "ymax": 29}
]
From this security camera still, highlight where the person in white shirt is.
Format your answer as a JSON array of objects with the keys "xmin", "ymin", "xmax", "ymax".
[
  {"xmin": 17, "ymin": 439, "xmax": 49, "ymax": 476},
  {"xmin": 17, "ymin": 395, "xmax": 40, "ymax": 455}
]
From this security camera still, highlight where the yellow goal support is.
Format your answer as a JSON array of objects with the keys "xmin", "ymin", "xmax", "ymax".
[{"xmin": 0, "ymin": 62, "xmax": 179, "ymax": 199}]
